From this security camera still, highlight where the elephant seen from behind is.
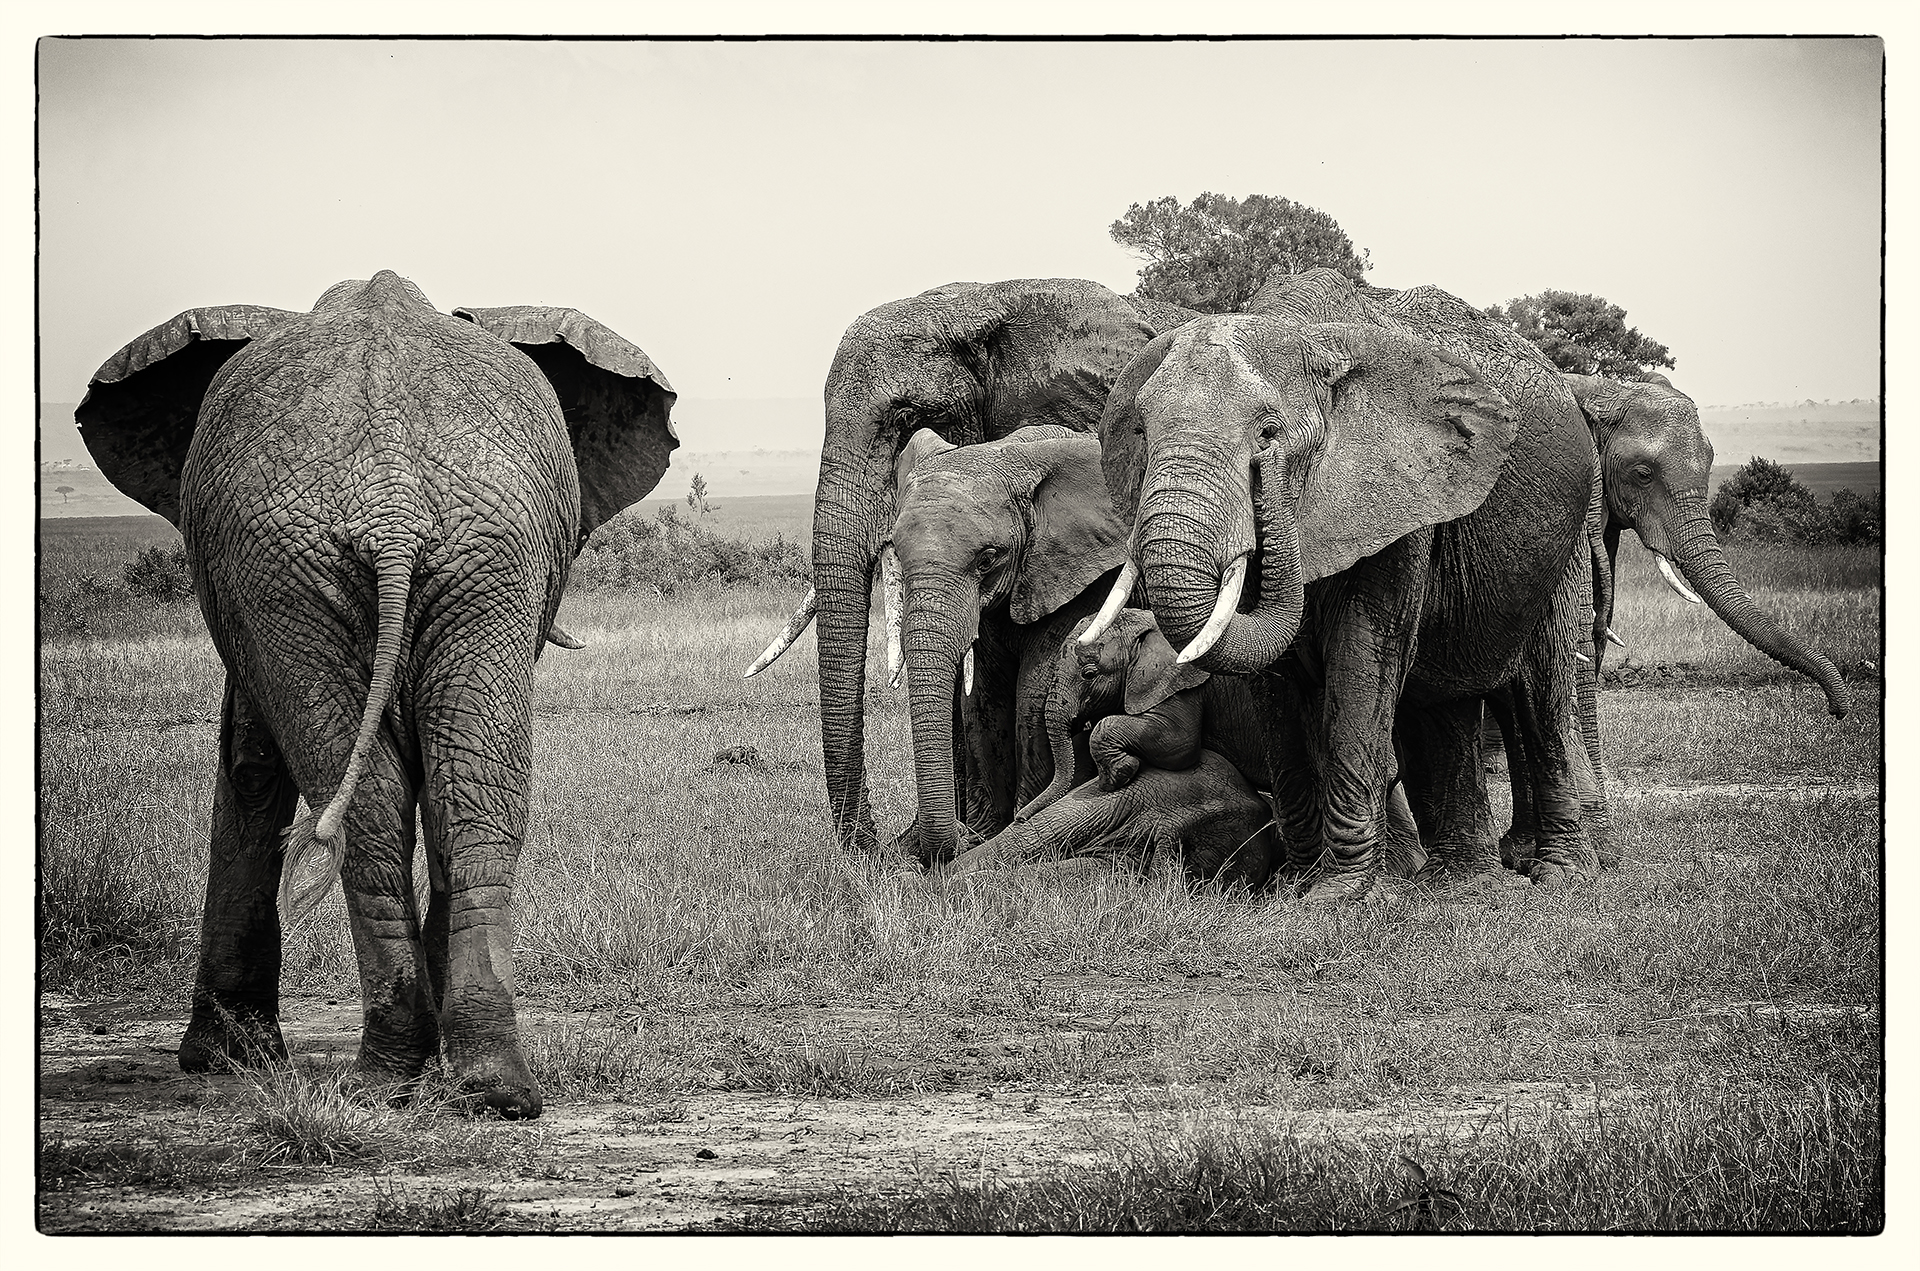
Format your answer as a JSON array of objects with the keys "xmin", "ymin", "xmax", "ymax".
[{"xmin": 76, "ymin": 272, "xmax": 679, "ymax": 1118}]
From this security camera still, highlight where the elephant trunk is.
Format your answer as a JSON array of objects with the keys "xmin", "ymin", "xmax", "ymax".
[
  {"xmin": 902, "ymin": 568, "xmax": 979, "ymax": 866},
  {"xmin": 1660, "ymin": 489, "xmax": 1851, "ymax": 718},
  {"xmin": 1017, "ymin": 633, "xmax": 1090, "ymax": 822},
  {"xmin": 1138, "ymin": 446, "xmax": 1304, "ymax": 676},
  {"xmin": 810, "ymin": 451, "xmax": 891, "ymax": 851}
]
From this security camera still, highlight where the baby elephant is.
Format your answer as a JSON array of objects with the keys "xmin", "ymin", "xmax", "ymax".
[{"xmin": 1018, "ymin": 608, "xmax": 1214, "ymax": 822}]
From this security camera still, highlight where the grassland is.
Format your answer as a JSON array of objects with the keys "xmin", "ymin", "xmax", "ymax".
[{"xmin": 36, "ymin": 507, "xmax": 1882, "ymax": 1232}]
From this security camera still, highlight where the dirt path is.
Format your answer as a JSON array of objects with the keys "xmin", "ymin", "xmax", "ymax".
[{"xmin": 39, "ymin": 983, "xmax": 1625, "ymax": 1233}]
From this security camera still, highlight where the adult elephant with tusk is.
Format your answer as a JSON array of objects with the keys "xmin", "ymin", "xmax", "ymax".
[
  {"xmin": 882, "ymin": 426, "xmax": 1129, "ymax": 867},
  {"xmin": 1089, "ymin": 269, "xmax": 1600, "ymax": 901},
  {"xmin": 1566, "ymin": 372, "xmax": 1851, "ymax": 716},
  {"xmin": 741, "ymin": 279, "xmax": 1198, "ymax": 853},
  {"xmin": 76, "ymin": 273, "xmax": 677, "ymax": 1117}
]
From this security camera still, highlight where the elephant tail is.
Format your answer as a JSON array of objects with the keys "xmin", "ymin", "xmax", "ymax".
[{"xmin": 280, "ymin": 538, "xmax": 417, "ymax": 924}]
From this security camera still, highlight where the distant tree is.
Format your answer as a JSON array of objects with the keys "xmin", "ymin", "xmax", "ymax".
[
  {"xmin": 54, "ymin": 485, "xmax": 73, "ymax": 503},
  {"xmin": 1483, "ymin": 290, "xmax": 1676, "ymax": 377},
  {"xmin": 1108, "ymin": 192, "xmax": 1372, "ymax": 313},
  {"xmin": 686, "ymin": 471, "xmax": 715, "ymax": 518}
]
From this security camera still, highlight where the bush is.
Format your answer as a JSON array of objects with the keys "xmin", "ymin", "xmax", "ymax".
[
  {"xmin": 569, "ymin": 504, "xmax": 810, "ymax": 595},
  {"xmin": 1709, "ymin": 458, "xmax": 1881, "ymax": 547},
  {"xmin": 123, "ymin": 543, "xmax": 195, "ymax": 601}
]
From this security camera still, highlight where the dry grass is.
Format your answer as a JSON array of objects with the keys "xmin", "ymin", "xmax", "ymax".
[{"xmin": 37, "ymin": 514, "xmax": 1882, "ymax": 1231}]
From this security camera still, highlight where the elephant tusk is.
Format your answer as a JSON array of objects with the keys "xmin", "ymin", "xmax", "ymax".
[
  {"xmin": 545, "ymin": 622, "xmax": 586, "ymax": 650},
  {"xmin": 1654, "ymin": 553, "xmax": 1703, "ymax": 604},
  {"xmin": 963, "ymin": 644, "xmax": 974, "ymax": 696},
  {"xmin": 1605, "ymin": 627, "xmax": 1627, "ymax": 649},
  {"xmin": 1574, "ymin": 650, "xmax": 1592, "ymax": 663},
  {"xmin": 881, "ymin": 546, "xmax": 905, "ymax": 691},
  {"xmin": 1078, "ymin": 559, "xmax": 1138, "ymax": 645},
  {"xmin": 744, "ymin": 586, "xmax": 818, "ymax": 678},
  {"xmin": 1175, "ymin": 555, "xmax": 1248, "ymax": 666}
]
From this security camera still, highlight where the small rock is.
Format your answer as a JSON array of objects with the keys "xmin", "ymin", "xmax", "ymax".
[
  {"xmin": 712, "ymin": 745, "xmax": 763, "ymax": 767},
  {"xmin": 614, "ymin": 1186, "xmax": 637, "ymax": 1198},
  {"xmin": 89, "ymin": 1023, "xmax": 108, "ymax": 1035},
  {"xmin": 978, "ymin": 1089, "xmax": 995, "ymax": 1100},
  {"xmin": 696, "ymin": 1148, "xmax": 718, "ymax": 1159}
]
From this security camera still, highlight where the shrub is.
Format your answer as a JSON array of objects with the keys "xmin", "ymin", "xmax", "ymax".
[
  {"xmin": 123, "ymin": 543, "xmax": 195, "ymax": 601},
  {"xmin": 569, "ymin": 504, "xmax": 810, "ymax": 595},
  {"xmin": 1709, "ymin": 458, "xmax": 1881, "ymax": 547}
]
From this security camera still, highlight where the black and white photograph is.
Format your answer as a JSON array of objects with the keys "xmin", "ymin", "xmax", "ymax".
[{"xmin": 28, "ymin": 8, "xmax": 1893, "ymax": 1235}]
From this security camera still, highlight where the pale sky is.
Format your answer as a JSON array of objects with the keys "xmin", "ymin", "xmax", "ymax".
[{"xmin": 37, "ymin": 37, "xmax": 1882, "ymax": 442}]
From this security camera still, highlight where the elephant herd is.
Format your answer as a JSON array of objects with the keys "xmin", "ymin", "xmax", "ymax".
[{"xmin": 71, "ymin": 269, "xmax": 1850, "ymax": 1119}]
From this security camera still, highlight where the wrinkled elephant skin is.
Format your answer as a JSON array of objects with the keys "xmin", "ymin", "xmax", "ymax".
[{"xmin": 75, "ymin": 272, "xmax": 678, "ymax": 1118}]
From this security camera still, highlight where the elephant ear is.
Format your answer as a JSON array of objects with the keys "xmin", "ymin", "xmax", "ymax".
[
  {"xmin": 73, "ymin": 305, "xmax": 301, "ymax": 525},
  {"xmin": 894, "ymin": 427, "xmax": 958, "ymax": 496},
  {"xmin": 1288, "ymin": 322, "xmax": 1519, "ymax": 582},
  {"xmin": 1562, "ymin": 373, "xmax": 1633, "ymax": 427},
  {"xmin": 454, "ymin": 305, "xmax": 678, "ymax": 551},
  {"xmin": 1009, "ymin": 433, "xmax": 1129, "ymax": 625},
  {"xmin": 1097, "ymin": 328, "xmax": 1181, "ymax": 530},
  {"xmin": 1123, "ymin": 623, "xmax": 1209, "ymax": 716}
]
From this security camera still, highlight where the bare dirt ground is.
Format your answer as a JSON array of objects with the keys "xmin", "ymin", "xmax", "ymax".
[{"xmin": 38, "ymin": 971, "xmax": 1643, "ymax": 1233}]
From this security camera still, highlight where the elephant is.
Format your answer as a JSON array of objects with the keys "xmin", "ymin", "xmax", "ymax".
[
  {"xmin": 1492, "ymin": 369, "xmax": 1856, "ymax": 873},
  {"xmin": 1565, "ymin": 371, "xmax": 1851, "ymax": 715},
  {"xmin": 742, "ymin": 279, "xmax": 1198, "ymax": 853},
  {"xmin": 1021, "ymin": 607, "xmax": 1425, "ymax": 878},
  {"xmin": 950, "ymin": 748, "xmax": 1278, "ymax": 890},
  {"xmin": 1091, "ymin": 268, "xmax": 1599, "ymax": 901},
  {"xmin": 879, "ymin": 425, "xmax": 1131, "ymax": 866},
  {"xmin": 74, "ymin": 272, "xmax": 678, "ymax": 1118}
]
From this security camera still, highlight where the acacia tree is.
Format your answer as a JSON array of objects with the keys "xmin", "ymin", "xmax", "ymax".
[
  {"xmin": 1483, "ymin": 290, "xmax": 1676, "ymax": 377},
  {"xmin": 1109, "ymin": 192, "xmax": 1372, "ymax": 313}
]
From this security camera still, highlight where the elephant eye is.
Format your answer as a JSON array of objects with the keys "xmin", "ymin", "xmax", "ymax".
[
  {"xmin": 1632, "ymin": 463, "xmax": 1654, "ymax": 483},
  {"xmin": 890, "ymin": 404, "xmax": 917, "ymax": 430}
]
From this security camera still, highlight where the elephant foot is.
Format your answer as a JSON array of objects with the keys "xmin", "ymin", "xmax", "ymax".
[
  {"xmin": 1498, "ymin": 831, "xmax": 1537, "ymax": 873},
  {"xmin": 1299, "ymin": 870, "xmax": 1378, "ymax": 904},
  {"xmin": 1416, "ymin": 844, "xmax": 1504, "ymax": 889},
  {"xmin": 450, "ymin": 1044, "xmax": 544, "ymax": 1120},
  {"xmin": 179, "ymin": 1000, "xmax": 287, "ymax": 1073}
]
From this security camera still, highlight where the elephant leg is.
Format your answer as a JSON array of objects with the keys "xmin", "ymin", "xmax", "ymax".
[
  {"xmin": 1013, "ymin": 608, "xmax": 1088, "ymax": 809},
  {"xmin": 1574, "ymin": 645, "xmax": 1616, "ymax": 868},
  {"xmin": 334, "ymin": 734, "xmax": 440, "ymax": 1097},
  {"xmin": 1399, "ymin": 697, "xmax": 1501, "ymax": 884},
  {"xmin": 180, "ymin": 676, "xmax": 300, "ymax": 1073},
  {"xmin": 1487, "ymin": 689, "xmax": 1536, "ymax": 871},
  {"xmin": 1253, "ymin": 664, "xmax": 1323, "ymax": 880},
  {"xmin": 1300, "ymin": 542, "xmax": 1427, "ymax": 904},
  {"xmin": 1379, "ymin": 778, "xmax": 1426, "ymax": 879},
  {"xmin": 959, "ymin": 608, "xmax": 1021, "ymax": 839},
  {"xmin": 1509, "ymin": 623, "xmax": 1598, "ymax": 888},
  {"xmin": 415, "ymin": 667, "xmax": 542, "ymax": 1119}
]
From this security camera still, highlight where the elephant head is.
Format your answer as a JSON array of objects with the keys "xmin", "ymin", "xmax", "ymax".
[
  {"xmin": 885, "ymin": 425, "xmax": 1129, "ymax": 864},
  {"xmin": 1092, "ymin": 314, "xmax": 1518, "ymax": 675},
  {"xmin": 1019, "ymin": 607, "xmax": 1210, "ymax": 823},
  {"xmin": 1564, "ymin": 373, "xmax": 1850, "ymax": 717},
  {"xmin": 742, "ymin": 279, "xmax": 1195, "ymax": 852}
]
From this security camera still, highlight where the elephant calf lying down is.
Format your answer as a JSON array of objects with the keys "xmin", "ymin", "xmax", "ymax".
[{"xmin": 950, "ymin": 748, "xmax": 1279, "ymax": 889}]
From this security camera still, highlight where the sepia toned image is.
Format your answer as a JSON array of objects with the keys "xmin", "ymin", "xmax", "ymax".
[{"xmin": 34, "ymin": 32, "xmax": 1883, "ymax": 1233}]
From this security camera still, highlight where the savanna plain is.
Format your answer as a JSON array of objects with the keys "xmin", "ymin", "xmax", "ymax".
[{"xmin": 38, "ymin": 496, "xmax": 1883, "ymax": 1232}]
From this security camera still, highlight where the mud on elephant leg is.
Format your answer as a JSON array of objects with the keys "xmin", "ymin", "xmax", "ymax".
[
  {"xmin": 180, "ymin": 679, "xmax": 300, "ymax": 1074},
  {"xmin": 1399, "ymin": 697, "xmax": 1502, "ymax": 886}
]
